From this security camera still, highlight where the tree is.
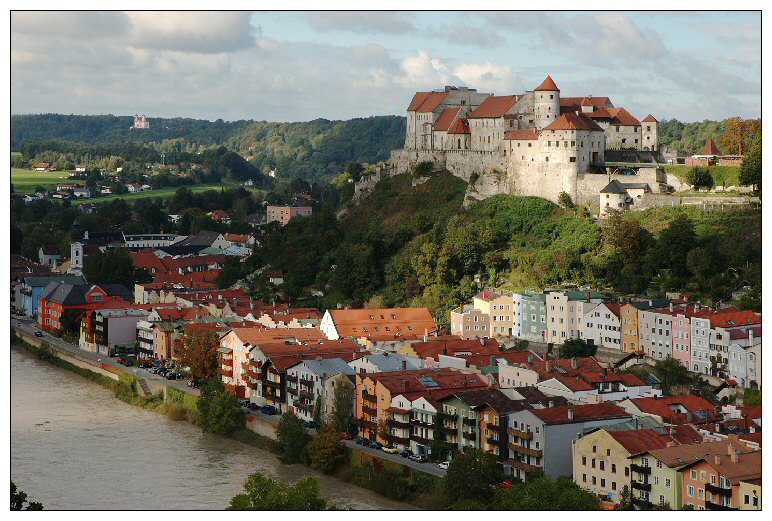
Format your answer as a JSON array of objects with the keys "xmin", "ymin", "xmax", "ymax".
[
  {"xmin": 275, "ymin": 411, "xmax": 309, "ymax": 464},
  {"xmin": 653, "ymin": 357, "xmax": 692, "ymax": 395},
  {"xmin": 83, "ymin": 247, "xmax": 152, "ymax": 289},
  {"xmin": 559, "ymin": 338, "xmax": 597, "ymax": 359},
  {"xmin": 59, "ymin": 309, "xmax": 83, "ymax": 336},
  {"xmin": 177, "ymin": 331, "xmax": 221, "ymax": 381},
  {"xmin": 228, "ymin": 472, "xmax": 327, "ymax": 510},
  {"xmin": 603, "ymin": 210, "xmax": 647, "ymax": 263},
  {"xmin": 196, "ymin": 378, "xmax": 245, "ymax": 435},
  {"xmin": 329, "ymin": 374, "xmax": 355, "ymax": 434},
  {"xmin": 345, "ymin": 162, "xmax": 365, "ymax": 182},
  {"xmin": 558, "ymin": 191, "xmax": 575, "ymax": 209},
  {"xmin": 738, "ymin": 133, "xmax": 761, "ymax": 193},
  {"xmin": 11, "ymin": 482, "xmax": 43, "ymax": 510},
  {"xmin": 685, "ymin": 167, "xmax": 714, "ymax": 190},
  {"xmin": 443, "ymin": 448, "xmax": 504, "ymax": 504},
  {"xmin": 492, "ymin": 475, "xmax": 600, "ymax": 510},
  {"xmin": 313, "ymin": 394, "xmax": 323, "ymax": 424},
  {"xmin": 307, "ymin": 426, "xmax": 346, "ymax": 474},
  {"xmin": 429, "ymin": 436, "xmax": 452, "ymax": 463}
]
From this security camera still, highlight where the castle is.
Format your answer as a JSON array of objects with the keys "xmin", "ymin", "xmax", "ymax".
[
  {"xmin": 132, "ymin": 114, "xmax": 150, "ymax": 129},
  {"xmin": 391, "ymin": 76, "xmax": 665, "ymax": 206}
]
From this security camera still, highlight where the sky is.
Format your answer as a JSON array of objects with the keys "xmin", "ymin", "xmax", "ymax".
[{"xmin": 10, "ymin": 11, "xmax": 761, "ymax": 123}]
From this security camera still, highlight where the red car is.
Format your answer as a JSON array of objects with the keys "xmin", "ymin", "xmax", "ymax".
[{"xmin": 497, "ymin": 480, "xmax": 513, "ymax": 489}]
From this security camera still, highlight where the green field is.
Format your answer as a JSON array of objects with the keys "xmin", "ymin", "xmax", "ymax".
[
  {"xmin": 70, "ymin": 184, "xmax": 243, "ymax": 205},
  {"xmin": 11, "ymin": 168, "xmax": 74, "ymax": 192},
  {"xmin": 665, "ymin": 164, "xmax": 742, "ymax": 187}
]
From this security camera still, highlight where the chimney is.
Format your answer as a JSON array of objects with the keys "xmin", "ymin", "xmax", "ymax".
[
  {"xmin": 669, "ymin": 302, "xmax": 674, "ymax": 312},
  {"xmin": 548, "ymin": 400, "xmax": 554, "ymax": 408},
  {"xmin": 424, "ymin": 328, "xmax": 428, "ymax": 342},
  {"xmin": 571, "ymin": 358, "xmax": 577, "ymax": 369},
  {"xmin": 727, "ymin": 443, "xmax": 734, "ymax": 455},
  {"xmin": 749, "ymin": 329, "xmax": 755, "ymax": 344},
  {"xmin": 528, "ymin": 354, "xmax": 534, "ymax": 364},
  {"xmin": 714, "ymin": 455, "xmax": 721, "ymax": 466},
  {"xmin": 568, "ymin": 408, "xmax": 574, "ymax": 420},
  {"xmin": 731, "ymin": 450, "xmax": 739, "ymax": 463}
]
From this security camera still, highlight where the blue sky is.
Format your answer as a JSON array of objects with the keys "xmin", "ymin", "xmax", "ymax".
[{"xmin": 11, "ymin": 11, "xmax": 760, "ymax": 122}]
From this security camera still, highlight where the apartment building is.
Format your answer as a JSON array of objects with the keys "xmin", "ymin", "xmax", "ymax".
[
  {"xmin": 450, "ymin": 304, "xmax": 491, "ymax": 338},
  {"xmin": 545, "ymin": 290, "xmax": 606, "ymax": 344},
  {"xmin": 286, "ymin": 358, "xmax": 355, "ymax": 421},
  {"xmin": 518, "ymin": 291, "xmax": 547, "ymax": 342},
  {"xmin": 582, "ymin": 302, "xmax": 623, "ymax": 349},
  {"xmin": 320, "ymin": 307, "xmax": 437, "ymax": 341},
  {"xmin": 620, "ymin": 299, "xmax": 675, "ymax": 353}
]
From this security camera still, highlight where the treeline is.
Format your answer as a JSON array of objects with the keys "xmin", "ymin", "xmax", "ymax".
[{"xmin": 658, "ymin": 117, "xmax": 760, "ymax": 155}]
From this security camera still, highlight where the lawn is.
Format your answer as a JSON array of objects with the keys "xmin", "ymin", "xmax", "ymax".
[
  {"xmin": 665, "ymin": 164, "xmax": 742, "ymax": 187},
  {"xmin": 11, "ymin": 168, "xmax": 74, "ymax": 192},
  {"xmin": 71, "ymin": 183, "xmax": 264, "ymax": 205}
]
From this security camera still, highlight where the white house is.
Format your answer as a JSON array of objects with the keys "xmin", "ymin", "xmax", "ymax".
[
  {"xmin": 286, "ymin": 358, "xmax": 354, "ymax": 422},
  {"xmin": 581, "ymin": 302, "xmax": 623, "ymax": 349}
]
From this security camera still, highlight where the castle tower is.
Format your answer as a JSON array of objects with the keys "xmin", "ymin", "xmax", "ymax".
[
  {"xmin": 533, "ymin": 75, "xmax": 561, "ymax": 130},
  {"xmin": 642, "ymin": 114, "xmax": 658, "ymax": 152}
]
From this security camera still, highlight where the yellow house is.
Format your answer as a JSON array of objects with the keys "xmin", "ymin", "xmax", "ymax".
[
  {"xmin": 620, "ymin": 303, "xmax": 641, "ymax": 353},
  {"xmin": 737, "ymin": 478, "xmax": 761, "ymax": 510}
]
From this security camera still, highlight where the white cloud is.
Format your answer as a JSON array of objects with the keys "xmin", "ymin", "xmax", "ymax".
[
  {"xmin": 306, "ymin": 11, "xmax": 415, "ymax": 34},
  {"xmin": 125, "ymin": 12, "xmax": 257, "ymax": 53},
  {"xmin": 453, "ymin": 63, "xmax": 523, "ymax": 95}
]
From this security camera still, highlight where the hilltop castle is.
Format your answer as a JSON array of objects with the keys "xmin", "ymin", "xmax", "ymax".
[{"xmin": 390, "ymin": 75, "xmax": 664, "ymax": 206}]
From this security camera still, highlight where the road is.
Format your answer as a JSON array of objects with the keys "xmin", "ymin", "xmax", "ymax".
[
  {"xmin": 342, "ymin": 440, "xmax": 448, "ymax": 477},
  {"xmin": 11, "ymin": 316, "xmax": 199, "ymax": 396}
]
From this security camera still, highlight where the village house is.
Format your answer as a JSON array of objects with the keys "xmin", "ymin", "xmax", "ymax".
[
  {"xmin": 617, "ymin": 394, "xmax": 720, "ymax": 426},
  {"xmin": 320, "ymin": 307, "xmax": 437, "ymax": 341},
  {"xmin": 581, "ymin": 302, "xmax": 623, "ymax": 349},
  {"xmin": 266, "ymin": 204, "xmax": 312, "ymax": 226},
  {"xmin": 286, "ymin": 358, "xmax": 355, "ymax": 421}
]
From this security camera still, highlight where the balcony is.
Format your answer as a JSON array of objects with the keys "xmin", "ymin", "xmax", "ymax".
[
  {"xmin": 247, "ymin": 380, "xmax": 257, "ymax": 390},
  {"xmin": 219, "ymin": 367, "xmax": 233, "ymax": 377},
  {"xmin": 384, "ymin": 433, "xmax": 409, "ymax": 445},
  {"xmin": 507, "ymin": 459, "xmax": 541, "ymax": 474},
  {"xmin": 410, "ymin": 417, "xmax": 433, "ymax": 428},
  {"xmin": 706, "ymin": 501, "xmax": 736, "ymax": 511},
  {"xmin": 285, "ymin": 386, "xmax": 297, "ymax": 396},
  {"xmin": 487, "ymin": 422, "xmax": 504, "ymax": 432},
  {"xmin": 299, "ymin": 390, "xmax": 314, "ymax": 401},
  {"xmin": 508, "ymin": 427, "xmax": 533, "ymax": 440},
  {"xmin": 262, "ymin": 379, "xmax": 282, "ymax": 388},
  {"xmin": 630, "ymin": 463, "xmax": 651, "ymax": 475},
  {"xmin": 487, "ymin": 435, "xmax": 502, "ymax": 445},
  {"xmin": 362, "ymin": 405, "xmax": 377, "ymax": 416},
  {"xmin": 463, "ymin": 417, "xmax": 477, "ymax": 427},
  {"xmin": 299, "ymin": 377, "xmax": 314, "ymax": 388},
  {"xmin": 705, "ymin": 483, "xmax": 732, "ymax": 497},
  {"xmin": 508, "ymin": 443, "xmax": 543, "ymax": 458},
  {"xmin": 246, "ymin": 369, "xmax": 260, "ymax": 379},
  {"xmin": 285, "ymin": 374, "xmax": 298, "ymax": 383},
  {"xmin": 387, "ymin": 418, "xmax": 410, "ymax": 429},
  {"xmin": 362, "ymin": 390, "xmax": 377, "ymax": 403},
  {"xmin": 410, "ymin": 434, "xmax": 432, "ymax": 446},
  {"xmin": 220, "ymin": 357, "xmax": 233, "ymax": 367},
  {"xmin": 631, "ymin": 481, "xmax": 652, "ymax": 492},
  {"xmin": 462, "ymin": 431, "xmax": 476, "ymax": 441}
]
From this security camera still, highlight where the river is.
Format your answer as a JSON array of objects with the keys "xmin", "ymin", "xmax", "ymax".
[{"xmin": 10, "ymin": 347, "xmax": 412, "ymax": 510}]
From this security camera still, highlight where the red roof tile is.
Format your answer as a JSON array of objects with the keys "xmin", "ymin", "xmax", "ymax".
[
  {"xmin": 561, "ymin": 97, "xmax": 612, "ymax": 109},
  {"xmin": 691, "ymin": 309, "xmax": 760, "ymax": 328},
  {"xmin": 505, "ymin": 129, "xmax": 541, "ymax": 140},
  {"xmin": 416, "ymin": 91, "xmax": 450, "ymax": 113},
  {"xmin": 530, "ymin": 403, "xmax": 629, "ymax": 425},
  {"xmin": 642, "ymin": 114, "xmax": 658, "ymax": 123},
  {"xmin": 629, "ymin": 395, "xmax": 719, "ymax": 424},
  {"xmin": 447, "ymin": 118, "xmax": 471, "ymax": 134},
  {"xmin": 608, "ymin": 107, "xmax": 641, "ymax": 126},
  {"xmin": 608, "ymin": 424, "xmax": 703, "ymax": 455},
  {"xmin": 544, "ymin": 112, "xmax": 605, "ymax": 132},
  {"xmin": 433, "ymin": 107, "xmax": 462, "ymax": 131},
  {"xmin": 534, "ymin": 75, "xmax": 560, "ymax": 92},
  {"xmin": 407, "ymin": 92, "xmax": 432, "ymax": 112},
  {"xmin": 467, "ymin": 95, "xmax": 518, "ymax": 118}
]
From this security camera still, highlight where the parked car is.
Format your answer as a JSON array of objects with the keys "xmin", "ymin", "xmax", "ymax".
[
  {"xmin": 382, "ymin": 446, "xmax": 399, "ymax": 454},
  {"xmin": 400, "ymin": 449, "xmax": 414, "ymax": 458},
  {"xmin": 247, "ymin": 403, "xmax": 260, "ymax": 411},
  {"xmin": 261, "ymin": 405, "xmax": 278, "ymax": 415},
  {"xmin": 369, "ymin": 441, "xmax": 383, "ymax": 450},
  {"xmin": 356, "ymin": 437, "xmax": 370, "ymax": 446},
  {"xmin": 157, "ymin": 368, "xmax": 169, "ymax": 377},
  {"xmin": 124, "ymin": 360, "xmax": 135, "ymax": 367},
  {"xmin": 304, "ymin": 420, "xmax": 320, "ymax": 429},
  {"xmin": 438, "ymin": 461, "xmax": 450, "ymax": 470},
  {"xmin": 165, "ymin": 372, "xmax": 179, "ymax": 380},
  {"xmin": 409, "ymin": 454, "xmax": 428, "ymax": 463},
  {"xmin": 140, "ymin": 361, "xmax": 154, "ymax": 368},
  {"xmin": 117, "ymin": 357, "xmax": 127, "ymax": 364},
  {"xmin": 34, "ymin": 331, "xmax": 44, "ymax": 337},
  {"xmin": 497, "ymin": 480, "xmax": 513, "ymax": 489}
]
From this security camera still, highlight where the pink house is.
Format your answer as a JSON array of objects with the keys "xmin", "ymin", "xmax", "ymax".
[{"xmin": 672, "ymin": 311, "xmax": 692, "ymax": 368}]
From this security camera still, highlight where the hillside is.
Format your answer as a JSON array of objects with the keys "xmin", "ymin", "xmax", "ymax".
[
  {"xmin": 257, "ymin": 171, "xmax": 761, "ymax": 327},
  {"xmin": 11, "ymin": 114, "xmax": 406, "ymax": 183}
]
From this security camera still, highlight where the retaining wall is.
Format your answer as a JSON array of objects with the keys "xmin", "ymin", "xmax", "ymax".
[{"xmin": 245, "ymin": 415, "xmax": 279, "ymax": 440}]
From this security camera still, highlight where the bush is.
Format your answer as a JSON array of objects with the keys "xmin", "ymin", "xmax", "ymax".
[
  {"xmin": 686, "ymin": 167, "xmax": 715, "ymax": 189},
  {"xmin": 412, "ymin": 161, "xmax": 433, "ymax": 178},
  {"xmin": 558, "ymin": 191, "xmax": 575, "ymax": 209},
  {"xmin": 275, "ymin": 411, "xmax": 309, "ymax": 464},
  {"xmin": 196, "ymin": 378, "xmax": 245, "ymax": 435},
  {"xmin": 164, "ymin": 402, "xmax": 188, "ymax": 421}
]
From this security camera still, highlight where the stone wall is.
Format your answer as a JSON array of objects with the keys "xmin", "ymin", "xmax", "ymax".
[{"xmin": 245, "ymin": 414, "xmax": 279, "ymax": 440}]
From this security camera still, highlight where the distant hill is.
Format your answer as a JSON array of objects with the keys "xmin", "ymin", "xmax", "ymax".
[{"xmin": 11, "ymin": 114, "xmax": 406, "ymax": 183}]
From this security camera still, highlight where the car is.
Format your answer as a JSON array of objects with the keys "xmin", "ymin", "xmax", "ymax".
[
  {"xmin": 438, "ymin": 461, "xmax": 450, "ymax": 470},
  {"xmin": 304, "ymin": 420, "xmax": 320, "ymax": 429},
  {"xmin": 261, "ymin": 405, "xmax": 278, "ymax": 415},
  {"xmin": 382, "ymin": 446, "xmax": 399, "ymax": 454},
  {"xmin": 124, "ymin": 360, "xmax": 135, "ymax": 367},
  {"xmin": 369, "ymin": 441, "xmax": 383, "ymax": 450},
  {"xmin": 165, "ymin": 372, "xmax": 179, "ymax": 380},
  {"xmin": 497, "ymin": 480, "xmax": 513, "ymax": 489},
  {"xmin": 140, "ymin": 361, "xmax": 154, "ymax": 369},
  {"xmin": 409, "ymin": 454, "xmax": 428, "ymax": 463},
  {"xmin": 356, "ymin": 437, "xmax": 370, "ymax": 446},
  {"xmin": 117, "ymin": 357, "xmax": 127, "ymax": 364},
  {"xmin": 34, "ymin": 331, "xmax": 44, "ymax": 337},
  {"xmin": 247, "ymin": 403, "xmax": 260, "ymax": 411},
  {"xmin": 400, "ymin": 449, "xmax": 414, "ymax": 458},
  {"xmin": 157, "ymin": 368, "xmax": 169, "ymax": 377}
]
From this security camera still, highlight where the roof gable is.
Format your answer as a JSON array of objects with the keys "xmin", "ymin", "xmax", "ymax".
[{"xmin": 534, "ymin": 75, "xmax": 559, "ymax": 91}]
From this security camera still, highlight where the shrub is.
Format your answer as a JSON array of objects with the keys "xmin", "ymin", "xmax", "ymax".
[{"xmin": 412, "ymin": 161, "xmax": 433, "ymax": 178}]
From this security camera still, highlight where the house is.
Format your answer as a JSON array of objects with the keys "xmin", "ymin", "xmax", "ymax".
[
  {"xmin": 320, "ymin": 307, "xmax": 437, "ymax": 341},
  {"xmin": 286, "ymin": 358, "xmax": 355, "ymax": 421},
  {"xmin": 573, "ymin": 424, "xmax": 702, "ymax": 503},
  {"xmin": 126, "ymin": 183, "xmax": 144, "ymax": 192},
  {"xmin": 33, "ymin": 162, "xmax": 53, "ymax": 171},
  {"xmin": 545, "ymin": 290, "xmax": 608, "ymax": 345},
  {"xmin": 266, "ymin": 205, "xmax": 312, "ymax": 226},
  {"xmin": 75, "ymin": 165, "xmax": 88, "ymax": 173},
  {"xmin": 159, "ymin": 230, "xmax": 229, "ymax": 256},
  {"xmin": 599, "ymin": 180, "xmax": 652, "ymax": 218},
  {"xmin": 39, "ymin": 282, "xmax": 132, "ymax": 331},
  {"xmin": 38, "ymin": 245, "xmax": 62, "ymax": 269},
  {"xmin": 19, "ymin": 275, "xmax": 86, "ymax": 317},
  {"xmin": 79, "ymin": 307, "xmax": 151, "ymax": 355},
  {"xmin": 265, "ymin": 269, "xmax": 284, "ymax": 285},
  {"xmin": 581, "ymin": 302, "xmax": 623, "ymax": 349},
  {"xmin": 629, "ymin": 438, "xmax": 760, "ymax": 510},
  {"xmin": 506, "ymin": 403, "xmax": 630, "ymax": 480},
  {"xmin": 321, "ymin": 373, "xmax": 356, "ymax": 425},
  {"xmin": 244, "ymin": 213, "xmax": 266, "ymax": 228},
  {"xmin": 208, "ymin": 209, "xmax": 231, "ymax": 224},
  {"xmin": 617, "ymin": 394, "xmax": 720, "ymax": 425},
  {"xmin": 348, "ymin": 352, "xmax": 423, "ymax": 374}
]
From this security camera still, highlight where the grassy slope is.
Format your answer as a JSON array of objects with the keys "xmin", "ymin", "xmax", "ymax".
[
  {"xmin": 664, "ymin": 165, "xmax": 742, "ymax": 187},
  {"xmin": 11, "ymin": 168, "xmax": 74, "ymax": 192}
]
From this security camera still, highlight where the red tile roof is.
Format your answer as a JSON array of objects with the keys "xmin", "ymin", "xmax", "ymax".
[
  {"xmin": 530, "ymin": 403, "xmax": 629, "ymax": 425},
  {"xmin": 467, "ymin": 95, "xmax": 518, "ymax": 119},
  {"xmin": 608, "ymin": 107, "xmax": 641, "ymax": 126},
  {"xmin": 691, "ymin": 309, "xmax": 761, "ymax": 328},
  {"xmin": 642, "ymin": 114, "xmax": 658, "ymax": 123},
  {"xmin": 504, "ymin": 129, "xmax": 541, "ymax": 140},
  {"xmin": 409, "ymin": 337, "xmax": 501, "ymax": 359},
  {"xmin": 130, "ymin": 251, "xmax": 170, "ymax": 273},
  {"xmin": 560, "ymin": 97, "xmax": 612, "ymax": 109},
  {"xmin": 329, "ymin": 308, "xmax": 437, "ymax": 339},
  {"xmin": 366, "ymin": 368, "xmax": 490, "ymax": 395},
  {"xmin": 544, "ymin": 112, "xmax": 605, "ymax": 132},
  {"xmin": 728, "ymin": 326, "xmax": 761, "ymax": 340},
  {"xmin": 415, "ymin": 91, "xmax": 450, "ymax": 113},
  {"xmin": 433, "ymin": 107, "xmax": 462, "ymax": 131},
  {"xmin": 629, "ymin": 395, "xmax": 719, "ymax": 424},
  {"xmin": 608, "ymin": 424, "xmax": 703, "ymax": 455},
  {"xmin": 580, "ymin": 371, "xmax": 647, "ymax": 387},
  {"xmin": 584, "ymin": 107, "xmax": 614, "ymax": 119},
  {"xmin": 446, "ymin": 118, "xmax": 471, "ymax": 134},
  {"xmin": 556, "ymin": 375, "xmax": 595, "ymax": 391},
  {"xmin": 703, "ymin": 139, "xmax": 722, "ymax": 155},
  {"xmin": 534, "ymin": 75, "xmax": 559, "ymax": 91},
  {"xmin": 407, "ymin": 92, "xmax": 432, "ymax": 112}
]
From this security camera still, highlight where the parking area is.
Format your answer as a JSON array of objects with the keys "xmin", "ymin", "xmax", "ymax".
[{"xmin": 343, "ymin": 440, "xmax": 447, "ymax": 477}]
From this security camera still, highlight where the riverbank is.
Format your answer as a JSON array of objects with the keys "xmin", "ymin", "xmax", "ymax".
[{"xmin": 11, "ymin": 331, "xmax": 433, "ymax": 508}]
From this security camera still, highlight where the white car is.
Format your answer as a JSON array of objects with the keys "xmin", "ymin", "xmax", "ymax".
[{"xmin": 438, "ymin": 461, "xmax": 450, "ymax": 470}]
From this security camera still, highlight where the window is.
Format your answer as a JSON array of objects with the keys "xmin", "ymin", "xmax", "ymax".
[
  {"xmin": 611, "ymin": 464, "xmax": 616, "ymax": 474},
  {"xmin": 582, "ymin": 456, "xmax": 586, "ymax": 466},
  {"xmin": 612, "ymin": 482, "xmax": 617, "ymax": 491},
  {"xmin": 657, "ymin": 460, "xmax": 663, "ymax": 469},
  {"xmin": 583, "ymin": 474, "xmax": 587, "ymax": 483},
  {"xmin": 698, "ymin": 489, "xmax": 704, "ymax": 500},
  {"xmin": 665, "ymin": 478, "xmax": 671, "ymax": 488},
  {"xmin": 601, "ymin": 479, "xmax": 606, "ymax": 488},
  {"xmin": 691, "ymin": 470, "xmax": 697, "ymax": 480},
  {"xmin": 688, "ymin": 486, "xmax": 695, "ymax": 497},
  {"xmin": 606, "ymin": 449, "xmax": 611, "ymax": 456}
]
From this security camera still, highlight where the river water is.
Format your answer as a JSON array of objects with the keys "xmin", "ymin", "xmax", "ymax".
[{"xmin": 10, "ymin": 347, "xmax": 411, "ymax": 510}]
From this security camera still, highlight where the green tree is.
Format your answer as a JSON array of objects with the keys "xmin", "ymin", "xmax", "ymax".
[
  {"xmin": 653, "ymin": 357, "xmax": 692, "ymax": 395},
  {"xmin": 228, "ymin": 472, "xmax": 327, "ymax": 510},
  {"xmin": 329, "ymin": 374, "xmax": 355, "ymax": 434},
  {"xmin": 492, "ymin": 475, "xmax": 600, "ymax": 510},
  {"xmin": 58, "ymin": 309, "xmax": 83, "ymax": 336},
  {"xmin": 685, "ymin": 167, "xmax": 714, "ymax": 190},
  {"xmin": 196, "ymin": 378, "xmax": 245, "ymax": 435},
  {"xmin": 275, "ymin": 411, "xmax": 309, "ymax": 464},
  {"xmin": 313, "ymin": 394, "xmax": 323, "ymax": 424},
  {"xmin": 443, "ymin": 448, "xmax": 504, "ymax": 504},
  {"xmin": 83, "ymin": 247, "xmax": 152, "ymax": 289},
  {"xmin": 559, "ymin": 338, "xmax": 597, "ymax": 358},
  {"xmin": 558, "ymin": 191, "xmax": 575, "ymax": 209},
  {"xmin": 738, "ymin": 133, "xmax": 761, "ymax": 193},
  {"xmin": 307, "ymin": 426, "xmax": 346, "ymax": 474},
  {"xmin": 11, "ymin": 482, "xmax": 43, "ymax": 510}
]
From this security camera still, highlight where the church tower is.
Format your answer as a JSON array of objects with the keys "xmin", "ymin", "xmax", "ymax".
[
  {"xmin": 642, "ymin": 114, "xmax": 658, "ymax": 152},
  {"xmin": 533, "ymin": 75, "xmax": 561, "ymax": 130}
]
